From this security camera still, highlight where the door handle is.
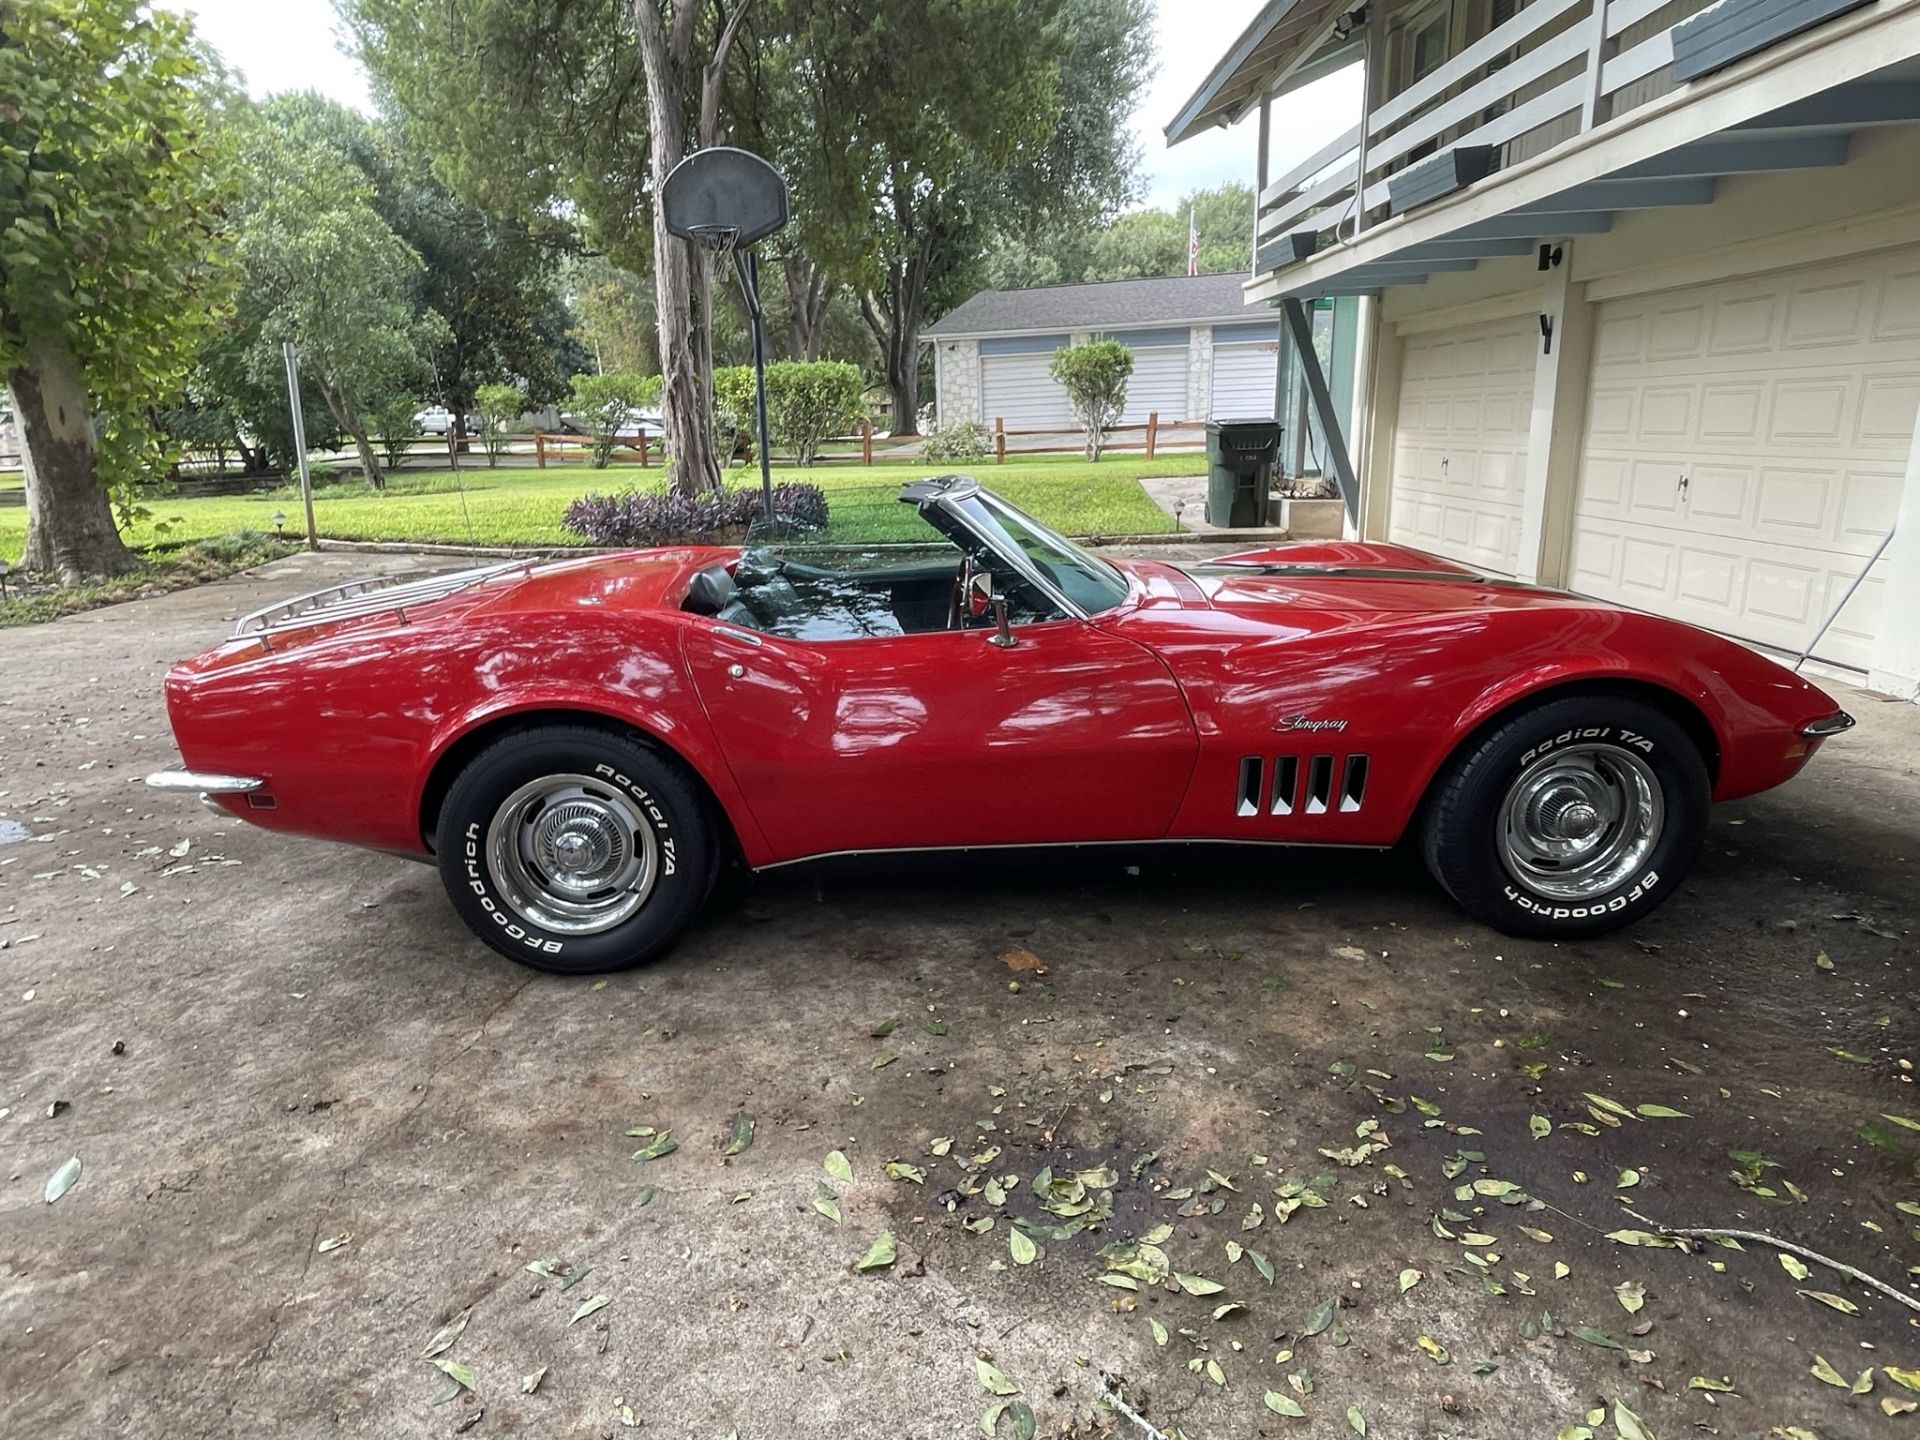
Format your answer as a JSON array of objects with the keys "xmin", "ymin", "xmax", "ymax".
[{"xmin": 1677, "ymin": 473, "xmax": 1690, "ymax": 500}]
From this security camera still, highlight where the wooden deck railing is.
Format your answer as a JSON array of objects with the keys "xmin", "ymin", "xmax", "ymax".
[{"xmin": 1255, "ymin": 0, "xmax": 1717, "ymax": 264}]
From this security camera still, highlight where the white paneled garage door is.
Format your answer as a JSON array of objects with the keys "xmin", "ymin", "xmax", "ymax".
[
  {"xmin": 1103, "ymin": 328, "xmax": 1190, "ymax": 424},
  {"xmin": 980, "ymin": 335, "xmax": 1073, "ymax": 428},
  {"xmin": 1570, "ymin": 249, "xmax": 1920, "ymax": 670},
  {"xmin": 1211, "ymin": 323, "xmax": 1281, "ymax": 418},
  {"xmin": 1388, "ymin": 315, "xmax": 1536, "ymax": 574}
]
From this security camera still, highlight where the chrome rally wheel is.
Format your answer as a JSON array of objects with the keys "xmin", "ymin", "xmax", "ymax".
[
  {"xmin": 1421, "ymin": 696, "xmax": 1708, "ymax": 939},
  {"xmin": 486, "ymin": 774, "xmax": 659, "ymax": 935},
  {"xmin": 1497, "ymin": 744, "xmax": 1663, "ymax": 901},
  {"xmin": 437, "ymin": 726, "xmax": 716, "ymax": 974}
]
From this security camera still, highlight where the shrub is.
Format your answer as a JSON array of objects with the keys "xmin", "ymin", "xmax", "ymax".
[
  {"xmin": 568, "ymin": 371, "xmax": 663, "ymax": 468},
  {"xmin": 919, "ymin": 418, "xmax": 991, "ymax": 462},
  {"xmin": 473, "ymin": 382, "xmax": 527, "ymax": 468},
  {"xmin": 1049, "ymin": 340, "xmax": 1133, "ymax": 461},
  {"xmin": 562, "ymin": 482, "xmax": 829, "ymax": 548},
  {"xmin": 369, "ymin": 392, "xmax": 422, "ymax": 471},
  {"xmin": 710, "ymin": 360, "xmax": 863, "ymax": 465}
]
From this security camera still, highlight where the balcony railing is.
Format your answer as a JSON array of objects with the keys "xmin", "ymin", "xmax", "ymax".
[{"xmin": 1256, "ymin": 0, "xmax": 1718, "ymax": 269}]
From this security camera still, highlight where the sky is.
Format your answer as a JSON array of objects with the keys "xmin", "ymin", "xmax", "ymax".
[{"xmin": 161, "ymin": 0, "xmax": 1360, "ymax": 214}]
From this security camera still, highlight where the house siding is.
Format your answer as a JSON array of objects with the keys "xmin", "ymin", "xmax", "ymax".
[{"xmin": 1359, "ymin": 130, "xmax": 1920, "ymax": 692}]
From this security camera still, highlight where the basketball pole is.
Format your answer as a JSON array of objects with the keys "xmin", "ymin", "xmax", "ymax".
[{"xmin": 733, "ymin": 248, "xmax": 776, "ymax": 519}]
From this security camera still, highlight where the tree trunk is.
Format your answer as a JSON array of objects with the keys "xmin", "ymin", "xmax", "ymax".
[
  {"xmin": 860, "ymin": 286, "xmax": 924, "ymax": 437},
  {"xmin": 858, "ymin": 199, "xmax": 937, "ymax": 436},
  {"xmin": 633, "ymin": 0, "xmax": 743, "ymax": 499},
  {"xmin": 8, "ymin": 335, "xmax": 136, "ymax": 581},
  {"xmin": 783, "ymin": 254, "xmax": 833, "ymax": 361},
  {"xmin": 317, "ymin": 380, "xmax": 384, "ymax": 491}
]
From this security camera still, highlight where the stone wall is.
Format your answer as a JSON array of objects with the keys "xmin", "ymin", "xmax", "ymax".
[{"xmin": 932, "ymin": 339, "xmax": 980, "ymax": 427}]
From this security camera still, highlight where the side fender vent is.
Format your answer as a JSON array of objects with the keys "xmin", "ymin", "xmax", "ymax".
[
  {"xmin": 1340, "ymin": 755, "xmax": 1369, "ymax": 813},
  {"xmin": 1271, "ymin": 755, "xmax": 1299, "ymax": 816},
  {"xmin": 1305, "ymin": 755, "xmax": 1334, "ymax": 815},
  {"xmin": 1237, "ymin": 757, "xmax": 1263, "ymax": 817}
]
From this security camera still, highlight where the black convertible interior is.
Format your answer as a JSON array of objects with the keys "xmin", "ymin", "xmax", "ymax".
[{"xmin": 680, "ymin": 543, "xmax": 1054, "ymax": 641}]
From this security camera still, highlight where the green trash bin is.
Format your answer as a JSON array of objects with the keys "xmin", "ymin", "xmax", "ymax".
[{"xmin": 1205, "ymin": 419, "xmax": 1282, "ymax": 529}]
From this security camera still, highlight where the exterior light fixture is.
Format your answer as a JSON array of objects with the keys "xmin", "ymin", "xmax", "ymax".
[{"xmin": 272, "ymin": 510, "xmax": 286, "ymax": 535}]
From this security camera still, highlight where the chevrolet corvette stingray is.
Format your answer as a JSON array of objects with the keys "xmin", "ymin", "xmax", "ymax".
[{"xmin": 148, "ymin": 476, "xmax": 1852, "ymax": 973}]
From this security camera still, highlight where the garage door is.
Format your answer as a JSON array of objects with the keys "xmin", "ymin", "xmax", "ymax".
[
  {"xmin": 980, "ymin": 334, "xmax": 1072, "ymax": 428},
  {"xmin": 1211, "ymin": 324, "xmax": 1281, "ymax": 418},
  {"xmin": 1569, "ymin": 249, "xmax": 1920, "ymax": 670},
  {"xmin": 1388, "ymin": 315, "xmax": 1536, "ymax": 574},
  {"xmin": 1097, "ymin": 328, "xmax": 1189, "ymax": 424}
]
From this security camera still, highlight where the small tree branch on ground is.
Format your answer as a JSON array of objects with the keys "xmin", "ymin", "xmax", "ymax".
[{"xmin": 1622, "ymin": 1207, "xmax": 1920, "ymax": 1315}]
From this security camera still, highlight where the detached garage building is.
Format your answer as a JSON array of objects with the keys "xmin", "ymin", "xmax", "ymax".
[
  {"xmin": 926, "ymin": 273, "xmax": 1361, "ymax": 455},
  {"xmin": 1168, "ymin": 0, "xmax": 1920, "ymax": 698}
]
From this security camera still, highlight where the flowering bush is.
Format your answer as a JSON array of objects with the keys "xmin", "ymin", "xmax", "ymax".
[{"xmin": 562, "ymin": 482, "xmax": 829, "ymax": 547}]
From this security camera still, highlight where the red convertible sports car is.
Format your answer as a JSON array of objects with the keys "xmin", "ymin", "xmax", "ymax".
[{"xmin": 149, "ymin": 476, "xmax": 1852, "ymax": 973}]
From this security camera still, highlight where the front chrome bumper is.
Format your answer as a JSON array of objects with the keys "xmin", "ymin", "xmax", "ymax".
[
  {"xmin": 1800, "ymin": 713, "xmax": 1856, "ymax": 738},
  {"xmin": 145, "ymin": 770, "xmax": 265, "ymax": 795}
]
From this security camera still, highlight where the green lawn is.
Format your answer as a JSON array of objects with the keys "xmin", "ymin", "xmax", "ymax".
[
  {"xmin": 0, "ymin": 470, "xmax": 22, "ymax": 490},
  {"xmin": 0, "ymin": 454, "xmax": 1192, "ymax": 562}
]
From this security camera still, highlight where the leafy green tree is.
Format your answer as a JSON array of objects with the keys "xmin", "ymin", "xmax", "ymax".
[
  {"xmin": 1050, "ymin": 340, "xmax": 1132, "ymax": 461},
  {"xmin": 979, "ymin": 183, "xmax": 1255, "ymax": 288},
  {"xmin": 231, "ymin": 111, "xmax": 447, "ymax": 488},
  {"xmin": 567, "ymin": 255, "xmax": 660, "ymax": 376},
  {"xmin": 792, "ymin": 0, "xmax": 1152, "ymax": 432},
  {"xmin": 370, "ymin": 391, "xmax": 423, "ymax": 470},
  {"xmin": 568, "ymin": 371, "xmax": 661, "ymax": 468},
  {"xmin": 0, "ymin": 0, "xmax": 235, "ymax": 578},
  {"xmin": 1084, "ymin": 210, "xmax": 1186, "ymax": 282},
  {"xmin": 344, "ymin": 0, "xmax": 759, "ymax": 496},
  {"xmin": 474, "ymin": 382, "xmax": 527, "ymax": 467},
  {"xmin": 262, "ymin": 95, "xmax": 580, "ymax": 424}
]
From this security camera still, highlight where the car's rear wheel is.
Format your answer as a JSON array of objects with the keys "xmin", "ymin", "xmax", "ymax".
[
  {"xmin": 1421, "ymin": 695, "xmax": 1708, "ymax": 938},
  {"xmin": 435, "ymin": 725, "xmax": 716, "ymax": 974}
]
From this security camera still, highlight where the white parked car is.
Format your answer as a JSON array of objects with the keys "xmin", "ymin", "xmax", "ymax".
[{"xmin": 413, "ymin": 405, "xmax": 455, "ymax": 435}]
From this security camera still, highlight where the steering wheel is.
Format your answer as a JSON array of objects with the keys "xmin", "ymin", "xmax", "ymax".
[{"xmin": 947, "ymin": 552, "xmax": 974, "ymax": 631}]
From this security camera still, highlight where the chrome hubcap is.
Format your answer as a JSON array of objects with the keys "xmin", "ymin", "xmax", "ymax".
[
  {"xmin": 1498, "ymin": 744, "xmax": 1663, "ymax": 901},
  {"xmin": 486, "ymin": 774, "xmax": 657, "ymax": 935}
]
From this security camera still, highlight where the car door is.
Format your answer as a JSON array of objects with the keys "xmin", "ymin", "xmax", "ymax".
[{"xmin": 683, "ymin": 616, "xmax": 1197, "ymax": 862}]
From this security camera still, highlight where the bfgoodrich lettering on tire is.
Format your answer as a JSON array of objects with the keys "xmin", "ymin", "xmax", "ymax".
[
  {"xmin": 1420, "ymin": 696, "xmax": 1709, "ymax": 939},
  {"xmin": 436, "ymin": 724, "xmax": 716, "ymax": 974}
]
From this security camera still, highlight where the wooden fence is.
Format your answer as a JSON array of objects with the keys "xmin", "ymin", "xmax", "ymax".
[{"xmin": 989, "ymin": 412, "xmax": 1205, "ymax": 462}]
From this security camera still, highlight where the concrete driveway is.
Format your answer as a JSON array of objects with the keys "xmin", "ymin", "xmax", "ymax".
[{"xmin": 1, "ymin": 553, "xmax": 1916, "ymax": 1440}]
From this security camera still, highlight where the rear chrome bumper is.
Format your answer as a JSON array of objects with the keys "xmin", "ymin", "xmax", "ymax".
[
  {"xmin": 145, "ymin": 770, "xmax": 265, "ymax": 795},
  {"xmin": 1801, "ymin": 712, "xmax": 1856, "ymax": 738}
]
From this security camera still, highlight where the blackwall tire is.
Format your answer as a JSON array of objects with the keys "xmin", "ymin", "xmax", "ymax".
[
  {"xmin": 435, "ymin": 725, "xmax": 716, "ymax": 974},
  {"xmin": 1421, "ymin": 696, "xmax": 1709, "ymax": 939}
]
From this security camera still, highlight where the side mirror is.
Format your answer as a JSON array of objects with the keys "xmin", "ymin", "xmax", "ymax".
[{"xmin": 966, "ymin": 569, "xmax": 994, "ymax": 618}]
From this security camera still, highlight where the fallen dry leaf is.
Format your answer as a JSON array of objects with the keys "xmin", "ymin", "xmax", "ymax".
[{"xmin": 1002, "ymin": 948, "xmax": 1047, "ymax": 975}]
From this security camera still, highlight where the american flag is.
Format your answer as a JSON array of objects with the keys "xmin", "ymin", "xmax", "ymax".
[{"xmin": 1187, "ymin": 206, "xmax": 1200, "ymax": 277}]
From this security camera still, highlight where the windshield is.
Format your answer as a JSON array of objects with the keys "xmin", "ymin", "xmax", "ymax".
[{"xmin": 948, "ymin": 491, "xmax": 1131, "ymax": 616}]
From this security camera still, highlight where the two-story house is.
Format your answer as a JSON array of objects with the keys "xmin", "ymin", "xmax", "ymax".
[{"xmin": 1168, "ymin": 0, "xmax": 1920, "ymax": 698}]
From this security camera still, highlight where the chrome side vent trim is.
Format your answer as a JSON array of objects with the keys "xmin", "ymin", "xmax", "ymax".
[
  {"xmin": 1270, "ymin": 755, "xmax": 1299, "ymax": 816},
  {"xmin": 1305, "ymin": 755, "xmax": 1334, "ymax": 815},
  {"xmin": 1340, "ymin": 755, "xmax": 1369, "ymax": 813},
  {"xmin": 1237, "ymin": 757, "xmax": 1263, "ymax": 818}
]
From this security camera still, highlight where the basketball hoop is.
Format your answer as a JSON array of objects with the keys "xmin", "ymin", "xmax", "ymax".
[{"xmin": 660, "ymin": 148, "xmax": 791, "ymax": 517}]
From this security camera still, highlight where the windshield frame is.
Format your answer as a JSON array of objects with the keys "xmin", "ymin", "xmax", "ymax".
[{"xmin": 913, "ymin": 479, "xmax": 1132, "ymax": 620}]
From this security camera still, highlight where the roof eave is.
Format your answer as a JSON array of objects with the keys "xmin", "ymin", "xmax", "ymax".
[{"xmin": 1164, "ymin": 0, "xmax": 1304, "ymax": 147}]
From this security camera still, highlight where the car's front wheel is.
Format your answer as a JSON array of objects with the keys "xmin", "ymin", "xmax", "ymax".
[
  {"xmin": 435, "ymin": 725, "xmax": 716, "ymax": 974},
  {"xmin": 1421, "ymin": 695, "xmax": 1709, "ymax": 938}
]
